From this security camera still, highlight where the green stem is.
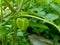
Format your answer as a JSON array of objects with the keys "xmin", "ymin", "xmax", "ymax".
[
  {"xmin": 1, "ymin": 0, "xmax": 6, "ymax": 45},
  {"xmin": 16, "ymin": 0, "xmax": 24, "ymax": 12},
  {"xmin": 3, "ymin": 0, "xmax": 24, "ymax": 18},
  {"xmin": 11, "ymin": 30, "xmax": 17, "ymax": 45},
  {"xmin": 2, "ymin": 36, "xmax": 5, "ymax": 45},
  {"xmin": 2, "ymin": 34, "xmax": 7, "ymax": 45},
  {"xmin": 19, "ymin": 15, "xmax": 60, "ymax": 32},
  {"xmin": 3, "ymin": 0, "xmax": 16, "ymax": 13},
  {"xmin": 11, "ymin": 0, "xmax": 24, "ymax": 44},
  {"xmin": 1, "ymin": 0, "xmax": 3, "ymax": 21},
  {"xmin": 11, "ymin": 19, "xmax": 17, "ymax": 45}
]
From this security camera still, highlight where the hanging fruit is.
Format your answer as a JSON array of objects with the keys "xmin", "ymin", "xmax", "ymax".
[{"xmin": 16, "ymin": 18, "xmax": 29, "ymax": 32}]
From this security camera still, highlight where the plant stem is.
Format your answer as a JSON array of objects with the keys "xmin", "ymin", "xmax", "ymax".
[
  {"xmin": 3, "ymin": 0, "xmax": 16, "ymax": 13},
  {"xmin": 2, "ymin": 34, "xmax": 7, "ymax": 45},
  {"xmin": 1, "ymin": 0, "xmax": 3, "ymax": 21},
  {"xmin": 1, "ymin": 0, "xmax": 6, "ymax": 45},
  {"xmin": 2, "ymin": 36, "xmax": 5, "ymax": 45},
  {"xmin": 19, "ymin": 15, "xmax": 60, "ymax": 32},
  {"xmin": 11, "ymin": 19, "xmax": 17, "ymax": 45},
  {"xmin": 3, "ymin": 0, "xmax": 24, "ymax": 18},
  {"xmin": 16, "ymin": 0, "xmax": 24, "ymax": 12},
  {"xmin": 10, "ymin": 0, "xmax": 24, "ymax": 44}
]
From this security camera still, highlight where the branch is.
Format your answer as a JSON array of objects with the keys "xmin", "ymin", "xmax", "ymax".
[
  {"xmin": 16, "ymin": 0, "xmax": 24, "ymax": 12},
  {"xmin": 11, "ymin": 0, "xmax": 24, "ymax": 45},
  {"xmin": 3, "ymin": 0, "xmax": 16, "ymax": 13},
  {"xmin": 11, "ymin": 21, "xmax": 17, "ymax": 45},
  {"xmin": 19, "ymin": 15, "xmax": 60, "ymax": 32},
  {"xmin": 0, "ymin": 0, "xmax": 3, "ymax": 21},
  {"xmin": 3, "ymin": 0, "xmax": 24, "ymax": 18}
]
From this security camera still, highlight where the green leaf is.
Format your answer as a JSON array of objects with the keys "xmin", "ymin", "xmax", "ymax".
[
  {"xmin": 17, "ymin": 31, "xmax": 24, "ymax": 36},
  {"xmin": 30, "ymin": 22, "xmax": 49, "ymax": 29},
  {"xmin": 31, "ymin": 7, "xmax": 43, "ymax": 12},
  {"xmin": 38, "ymin": 11, "xmax": 46, "ymax": 17},
  {"xmin": 50, "ymin": 3, "xmax": 60, "ymax": 14},
  {"xmin": 46, "ymin": 0, "xmax": 53, "ymax": 4},
  {"xmin": 45, "ymin": 13, "xmax": 59, "ymax": 21}
]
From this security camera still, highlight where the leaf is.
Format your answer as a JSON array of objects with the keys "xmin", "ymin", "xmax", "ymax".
[
  {"xmin": 46, "ymin": 0, "xmax": 53, "ymax": 4},
  {"xmin": 23, "ymin": 1, "xmax": 30, "ymax": 10},
  {"xmin": 50, "ymin": 3, "xmax": 60, "ymax": 14},
  {"xmin": 16, "ymin": 18, "xmax": 29, "ymax": 31},
  {"xmin": 17, "ymin": 31, "xmax": 24, "ymax": 36},
  {"xmin": 45, "ymin": 13, "xmax": 59, "ymax": 21},
  {"xmin": 30, "ymin": 22, "xmax": 49, "ymax": 29},
  {"xmin": 38, "ymin": 11, "xmax": 46, "ymax": 17},
  {"xmin": 31, "ymin": 7, "xmax": 43, "ymax": 12}
]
